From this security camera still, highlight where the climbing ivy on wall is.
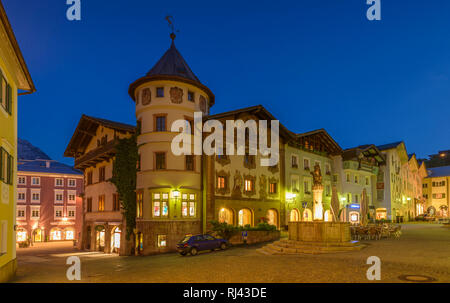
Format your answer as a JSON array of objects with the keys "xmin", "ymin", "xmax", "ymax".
[{"xmin": 109, "ymin": 134, "xmax": 138, "ymax": 240}]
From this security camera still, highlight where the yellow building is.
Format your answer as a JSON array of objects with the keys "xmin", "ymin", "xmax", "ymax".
[
  {"xmin": 0, "ymin": 2, "xmax": 35, "ymax": 282},
  {"xmin": 422, "ymin": 165, "xmax": 450, "ymax": 219}
]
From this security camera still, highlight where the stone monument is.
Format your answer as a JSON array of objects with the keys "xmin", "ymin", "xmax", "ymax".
[{"xmin": 257, "ymin": 164, "xmax": 366, "ymax": 255}]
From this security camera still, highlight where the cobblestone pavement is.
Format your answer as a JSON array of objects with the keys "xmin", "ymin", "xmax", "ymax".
[{"xmin": 12, "ymin": 223, "xmax": 450, "ymax": 283}]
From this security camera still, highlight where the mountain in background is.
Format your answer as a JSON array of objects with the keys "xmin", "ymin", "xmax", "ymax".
[{"xmin": 18, "ymin": 138, "xmax": 51, "ymax": 160}]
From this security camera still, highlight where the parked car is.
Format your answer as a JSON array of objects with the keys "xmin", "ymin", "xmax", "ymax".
[{"xmin": 177, "ymin": 234, "xmax": 228, "ymax": 256}]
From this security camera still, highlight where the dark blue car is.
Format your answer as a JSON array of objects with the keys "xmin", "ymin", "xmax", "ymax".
[{"xmin": 177, "ymin": 234, "xmax": 228, "ymax": 256}]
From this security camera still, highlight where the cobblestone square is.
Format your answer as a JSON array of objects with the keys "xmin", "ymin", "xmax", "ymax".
[{"xmin": 12, "ymin": 223, "xmax": 450, "ymax": 283}]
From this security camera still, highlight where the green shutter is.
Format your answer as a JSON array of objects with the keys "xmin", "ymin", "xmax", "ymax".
[
  {"xmin": 9, "ymin": 154, "xmax": 13, "ymax": 185},
  {"xmin": 6, "ymin": 83, "xmax": 12, "ymax": 114}
]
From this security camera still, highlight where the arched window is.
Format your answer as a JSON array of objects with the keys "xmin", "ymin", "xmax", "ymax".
[
  {"xmin": 290, "ymin": 209, "xmax": 300, "ymax": 222},
  {"xmin": 219, "ymin": 208, "xmax": 233, "ymax": 225},
  {"xmin": 111, "ymin": 226, "xmax": 121, "ymax": 253},
  {"xmin": 303, "ymin": 209, "xmax": 313, "ymax": 221},
  {"xmin": 267, "ymin": 209, "xmax": 278, "ymax": 227},
  {"xmin": 238, "ymin": 208, "xmax": 252, "ymax": 226}
]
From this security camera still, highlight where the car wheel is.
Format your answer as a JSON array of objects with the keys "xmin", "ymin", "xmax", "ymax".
[
  {"xmin": 220, "ymin": 243, "xmax": 227, "ymax": 250},
  {"xmin": 190, "ymin": 247, "xmax": 198, "ymax": 256}
]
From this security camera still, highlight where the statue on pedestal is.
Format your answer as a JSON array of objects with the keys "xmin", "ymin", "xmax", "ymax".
[{"xmin": 310, "ymin": 164, "xmax": 324, "ymax": 220}]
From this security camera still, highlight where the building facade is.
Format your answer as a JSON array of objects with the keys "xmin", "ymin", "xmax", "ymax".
[
  {"xmin": 422, "ymin": 165, "xmax": 450, "ymax": 218},
  {"xmin": 129, "ymin": 38, "xmax": 214, "ymax": 255},
  {"xmin": 285, "ymin": 129, "xmax": 341, "ymax": 224},
  {"xmin": 0, "ymin": 2, "xmax": 35, "ymax": 282},
  {"xmin": 16, "ymin": 159, "xmax": 83, "ymax": 244},
  {"xmin": 64, "ymin": 115, "xmax": 135, "ymax": 254},
  {"xmin": 335, "ymin": 145, "xmax": 384, "ymax": 224}
]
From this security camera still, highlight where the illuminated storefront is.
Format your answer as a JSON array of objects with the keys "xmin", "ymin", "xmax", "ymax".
[{"xmin": 16, "ymin": 229, "xmax": 28, "ymax": 242}]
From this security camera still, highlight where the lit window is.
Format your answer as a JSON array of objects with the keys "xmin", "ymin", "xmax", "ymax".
[
  {"xmin": 269, "ymin": 183, "xmax": 277, "ymax": 194},
  {"xmin": 189, "ymin": 202, "xmax": 195, "ymax": 217},
  {"xmin": 157, "ymin": 235, "xmax": 167, "ymax": 247},
  {"xmin": 182, "ymin": 202, "xmax": 188, "ymax": 217},
  {"xmin": 162, "ymin": 201, "xmax": 168, "ymax": 217},
  {"xmin": 68, "ymin": 210, "xmax": 75, "ymax": 217},
  {"xmin": 244, "ymin": 179, "xmax": 253, "ymax": 192},
  {"xmin": 217, "ymin": 176, "xmax": 226, "ymax": 189},
  {"xmin": 98, "ymin": 195, "xmax": 105, "ymax": 211},
  {"xmin": 136, "ymin": 192, "xmax": 143, "ymax": 218},
  {"xmin": 153, "ymin": 201, "xmax": 160, "ymax": 217}
]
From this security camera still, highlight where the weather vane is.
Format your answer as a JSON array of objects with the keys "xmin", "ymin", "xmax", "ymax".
[{"xmin": 165, "ymin": 15, "xmax": 179, "ymax": 41}]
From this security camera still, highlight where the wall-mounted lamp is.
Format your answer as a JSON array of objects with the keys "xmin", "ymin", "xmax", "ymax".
[{"xmin": 286, "ymin": 193, "xmax": 297, "ymax": 201}]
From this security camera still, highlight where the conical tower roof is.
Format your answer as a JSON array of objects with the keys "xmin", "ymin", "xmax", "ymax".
[
  {"xmin": 129, "ymin": 34, "xmax": 215, "ymax": 105},
  {"xmin": 147, "ymin": 41, "xmax": 200, "ymax": 83}
]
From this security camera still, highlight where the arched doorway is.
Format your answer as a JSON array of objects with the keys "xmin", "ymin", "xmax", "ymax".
[
  {"xmin": 218, "ymin": 208, "xmax": 234, "ymax": 225},
  {"xmin": 439, "ymin": 205, "xmax": 448, "ymax": 218},
  {"xmin": 324, "ymin": 210, "xmax": 332, "ymax": 222},
  {"xmin": 65, "ymin": 228, "xmax": 75, "ymax": 240},
  {"xmin": 95, "ymin": 225, "xmax": 105, "ymax": 251},
  {"xmin": 266, "ymin": 209, "xmax": 278, "ymax": 227},
  {"xmin": 33, "ymin": 228, "xmax": 42, "ymax": 242},
  {"xmin": 50, "ymin": 228, "xmax": 62, "ymax": 241},
  {"xmin": 16, "ymin": 228, "xmax": 27, "ymax": 243},
  {"xmin": 238, "ymin": 208, "xmax": 252, "ymax": 226},
  {"xmin": 290, "ymin": 209, "xmax": 300, "ymax": 222},
  {"xmin": 303, "ymin": 209, "xmax": 313, "ymax": 221},
  {"xmin": 111, "ymin": 226, "xmax": 121, "ymax": 253}
]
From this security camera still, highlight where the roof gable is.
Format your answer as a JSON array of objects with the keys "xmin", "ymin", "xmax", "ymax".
[{"xmin": 64, "ymin": 115, "xmax": 135, "ymax": 157}]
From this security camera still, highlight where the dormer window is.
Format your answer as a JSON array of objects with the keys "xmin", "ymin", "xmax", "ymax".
[{"xmin": 156, "ymin": 87, "xmax": 164, "ymax": 97}]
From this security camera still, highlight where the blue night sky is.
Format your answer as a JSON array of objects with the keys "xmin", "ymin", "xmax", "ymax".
[{"xmin": 3, "ymin": 0, "xmax": 450, "ymax": 165}]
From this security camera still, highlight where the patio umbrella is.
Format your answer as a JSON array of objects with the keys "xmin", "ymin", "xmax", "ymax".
[
  {"xmin": 360, "ymin": 189, "xmax": 368, "ymax": 226},
  {"xmin": 331, "ymin": 186, "xmax": 340, "ymax": 222}
]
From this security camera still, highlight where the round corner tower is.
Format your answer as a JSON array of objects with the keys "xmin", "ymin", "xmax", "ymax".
[{"xmin": 128, "ymin": 34, "xmax": 214, "ymax": 254}]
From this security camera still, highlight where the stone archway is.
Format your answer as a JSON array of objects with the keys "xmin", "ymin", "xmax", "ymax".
[
  {"xmin": 266, "ymin": 209, "xmax": 279, "ymax": 228},
  {"xmin": 218, "ymin": 208, "xmax": 234, "ymax": 225},
  {"xmin": 238, "ymin": 208, "xmax": 253, "ymax": 226},
  {"xmin": 303, "ymin": 209, "xmax": 313, "ymax": 221},
  {"xmin": 95, "ymin": 225, "xmax": 106, "ymax": 251},
  {"xmin": 111, "ymin": 226, "xmax": 121, "ymax": 254},
  {"xmin": 290, "ymin": 209, "xmax": 300, "ymax": 222}
]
